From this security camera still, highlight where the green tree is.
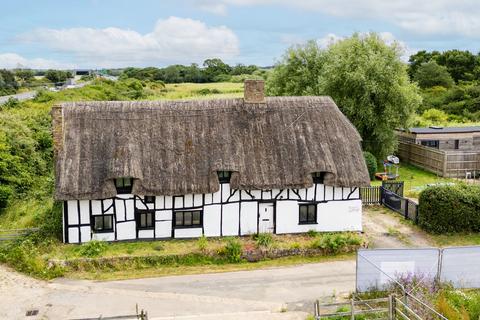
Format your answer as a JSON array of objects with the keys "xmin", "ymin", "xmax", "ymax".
[
  {"xmin": 14, "ymin": 69, "xmax": 35, "ymax": 84},
  {"xmin": 407, "ymin": 50, "xmax": 441, "ymax": 78},
  {"xmin": 203, "ymin": 58, "xmax": 232, "ymax": 82},
  {"xmin": 267, "ymin": 40, "xmax": 325, "ymax": 96},
  {"xmin": 268, "ymin": 33, "xmax": 421, "ymax": 160},
  {"xmin": 0, "ymin": 69, "xmax": 19, "ymax": 95},
  {"xmin": 413, "ymin": 61, "xmax": 454, "ymax": 88},
  {"xmin": 44, "ymin": 69, "xmax": 72, "ymax": 84},
  {"xmin": 436, "ymin": 49, "xmax": 476, "ymax": 82}
]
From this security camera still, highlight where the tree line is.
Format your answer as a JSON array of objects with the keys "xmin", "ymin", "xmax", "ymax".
[{"xmin": 119, "ymin": 58, "xmax": 266, "ymax": 83}]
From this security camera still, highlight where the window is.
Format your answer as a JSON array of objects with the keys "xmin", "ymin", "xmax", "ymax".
[
  {"xmin": 217, "ymin": 171, "xmax": 232, "ymax": 183},
  {"xmin": 115, "ymin": 177, "xmax": 133, "ymax": 194},
  {"xmin": 299, "ymin": 204, "xmax": 317, "ymax": 224},
  {"xmin": 311, "ymin": 172, "xmax": 325, "ymax": 184},
  {"xmin": 93, "ymin": 215, "xmax": 114, "ymax": 232},
  {"xmin": 174, "ymin": 210, "xmax": 202, "ymax": 228},
  {"xmin": 420, "ymin": 140, "xmax": 439, "ymax": 149},
  {"xmin": 144, "ymin": 196, "xmax": 155, "ymax": 204},
  {"xmin": 454, "ymin": 139, "xmax": 460, "ymax": 150},
  {"xmin": 136, "ymin": 210, "xmax": 154, "ymax": 229}
]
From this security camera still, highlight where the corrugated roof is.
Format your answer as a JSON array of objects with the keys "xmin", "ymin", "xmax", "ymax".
[{"xmin": 408, "ymin": 126, "xmax": 480, "ymax": 134}]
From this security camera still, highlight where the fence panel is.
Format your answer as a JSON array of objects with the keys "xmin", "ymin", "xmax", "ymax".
[
  {"xmin": 360, "ymin": 186, "xmax": 382, "ymax": 205},
  {"xmin": 357, "ymin": 247, "xmax": 480, "ymax": 293},
  {"xmin": 356, "ymin": 248, "xmax": 440, "ymax": 292},
  {"xmin": 440, "ymin": 246, "xmax": 480, "ymax": 288},
  {"xmin": 381, "ymin": 188, "xmax": 419, "ymax": 223}
]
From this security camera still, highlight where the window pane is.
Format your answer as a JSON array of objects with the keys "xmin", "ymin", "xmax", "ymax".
[
  {"xmin": 94, "ymin": 216, "xmax": 103, "ymax": 230},
  {"xmin": 115, "ymin": 178, "xmax": 123, "ymax": 187},
  {"xmin": 175, "ymin": 213, "xmax": 183, "ymax": 226},
  {"xmin": 184, "ymin": 211, "xmax": 192, "ymax": 226},
  {"xmin": 192, "ymin": 211, "xmax": 201, "ymax": 225},
  {"xmin": 308, "ymin": 205, "xmax": 316, "ymax": 222},
  {"xmin": 147, "ymin": 213, "xmax": 153, "ymax": 227},
  {"xmin": 124, "ymin": 178, "xmax": 132, "ymax": 187},
  {"xmin": 299, "ymin": 205, "xmax": 307, "ymax": 222},
  {"xmin": 140, "ymin": 213, "xmax": 146, "ymax": 227},
  {"xmin": 104, "ymin": 216, "xmax": 112, "ymax": 230}
]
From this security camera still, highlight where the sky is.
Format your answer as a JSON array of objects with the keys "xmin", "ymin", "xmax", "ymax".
[{"xmin": 1, "ymin": 0, "xmax": 480, "ymax": 69}]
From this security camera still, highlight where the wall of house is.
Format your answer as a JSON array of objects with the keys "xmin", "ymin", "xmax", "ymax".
[{"xmin": 63, "ymin": 183, "xmax": 362, "ymax": 244}]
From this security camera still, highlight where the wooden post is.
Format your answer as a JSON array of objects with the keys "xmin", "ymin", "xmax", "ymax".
[
  {"xmin": 442, "ymin": 152, "xmax": 448, "ymax": 177},
  {"xmin": 351, "ymin": 299, "xmax": 355, "ymax": 320}
]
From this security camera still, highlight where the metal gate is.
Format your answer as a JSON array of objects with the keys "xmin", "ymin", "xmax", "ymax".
[{"xmin": 382, "ymin": 181, "xmax": 404, "ymax": 197}]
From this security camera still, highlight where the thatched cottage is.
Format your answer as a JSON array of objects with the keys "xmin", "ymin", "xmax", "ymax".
[{"xmin": 53, "ymin": 80, "xmax": 369, "ymax": 243}]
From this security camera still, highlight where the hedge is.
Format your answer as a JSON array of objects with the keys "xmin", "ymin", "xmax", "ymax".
[
  {"xmin": 363, "ymin": 151, "xmax": 377, "ymax": 180},
  {"xmin": 418, "ymin": 184, "xmax": 480, "ymax": 233}
]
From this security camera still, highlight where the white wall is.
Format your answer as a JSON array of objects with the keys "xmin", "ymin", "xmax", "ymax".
[{"xmin": 63, "ymin": 184, "xmax": 362, "ymax": 243}]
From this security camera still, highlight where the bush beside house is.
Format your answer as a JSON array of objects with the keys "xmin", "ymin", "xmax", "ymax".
[{"xmin": 418, "ymin": 184, "xmax": 480, "ymax": 233}]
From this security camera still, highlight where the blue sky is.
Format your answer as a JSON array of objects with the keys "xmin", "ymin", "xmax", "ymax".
[{"xmin": 1, "ymin": 0, "xmax": 480, "ymax": 69}]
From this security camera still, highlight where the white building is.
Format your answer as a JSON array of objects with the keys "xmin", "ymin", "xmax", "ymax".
[{"xmin": 53, "ymin": 80, "xmax": 370, "ymax": 243}]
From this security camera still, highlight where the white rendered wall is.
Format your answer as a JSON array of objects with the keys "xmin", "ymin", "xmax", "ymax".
[{"xmin": 63, "ymin": 185, "xmax": 361, "ymax": 243}]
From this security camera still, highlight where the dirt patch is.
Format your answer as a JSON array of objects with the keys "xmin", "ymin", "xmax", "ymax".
[{"xmin": 363, "ymin": 206, "xmax": 433, "ymax": 249}]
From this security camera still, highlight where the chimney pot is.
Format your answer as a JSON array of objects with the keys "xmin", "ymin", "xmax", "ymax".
[{"xmin": 244, "ymin": 79, "xmax": 265, "ymax": 103}]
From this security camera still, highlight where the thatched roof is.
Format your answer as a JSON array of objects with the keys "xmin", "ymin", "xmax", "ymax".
[{"xmin": 53, "ymin": 96, "xmax": 369, "ymax": 200}]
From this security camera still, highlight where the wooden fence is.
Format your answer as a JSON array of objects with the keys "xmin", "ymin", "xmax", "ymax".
[
  {"xmin": 0, "ymin": 228, "xmax": 38, "ymax": 242},
  {"xmin": 397, "ymin": 141, "xmax": 480, "ymax": 178}
]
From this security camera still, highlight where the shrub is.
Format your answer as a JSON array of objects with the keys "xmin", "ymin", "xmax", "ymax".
[
  {"xmin": 197, "ymin": 235, "xmax": 208, "ymax": 252},
  {"xmin": 253, "ymin": 233, "xmax": 274, "ymax": 248},
  {"xmin": 306, "ymin": 229, "xmax": 319, "ymax": 237},
  {"xmin": 363, "ymin": 151, "xmax": 377, "ymax": 180},
  {"xmin": 418, "ymin": 184, "xmax": 480, "ymax": 233},
  {"xmin": 79, "ymin": 240, "xmax": 108, "ymax": 257},
  {"xmin": 222, "ymin": 238, "xmax": 243, "ymax": 263},
  {"xmin": 310, "ymin": 233, "xmax": 361, "ymax": 254}
]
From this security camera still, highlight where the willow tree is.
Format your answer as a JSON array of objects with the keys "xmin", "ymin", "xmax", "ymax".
[{"xmin": 267, "ymin": 33, "xmax": 421, "ymax": 160}]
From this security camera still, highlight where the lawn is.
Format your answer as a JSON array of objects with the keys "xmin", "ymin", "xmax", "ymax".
[
  {"xmin": 147, "ymin": 82, "xmax": 244, "ymax": 100},
  {"xmin": 371, "ymin": 163, "xmax": 455, "ymax": 198}
]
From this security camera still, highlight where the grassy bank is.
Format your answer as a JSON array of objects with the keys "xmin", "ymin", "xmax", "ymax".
[{"xmin": 0, "ymin": 232, "xmax": 363, "ymax": 280}]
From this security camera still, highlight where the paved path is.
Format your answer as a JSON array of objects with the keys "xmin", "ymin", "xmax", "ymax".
[
  {"xmin": 0, "ymin": 90, "xmax": 37, "ymax": 105},
  {"xmin": 0, "ymin": 260, "xmax": 355, "ymax": 319}
]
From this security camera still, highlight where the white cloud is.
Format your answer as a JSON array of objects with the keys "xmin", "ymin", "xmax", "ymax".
[
  {"xmin": 0, "ymin": 53, "xmax": 75, "ymax": 69},
  {"xmin": 17, "ymin": 16, "xmax": 239, "ymax": 68},
  {"xmin": 316, "ymin": 33, "xmax": 344, "ymax": 48},
  {"xmin": 198, "ymin": 0, "xmax": 480, "ymax": 38}
]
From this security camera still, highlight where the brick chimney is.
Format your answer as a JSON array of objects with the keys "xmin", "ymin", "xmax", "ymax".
[{"xmin": 244, "ymin": 79, "xmax": 265, "ymax": 103}]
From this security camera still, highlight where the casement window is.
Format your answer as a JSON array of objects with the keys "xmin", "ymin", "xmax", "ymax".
[
  {"xmin": 144, "ymin": 196, "xmax": 155, "ymax": 204},
  {"xmin": 311, "ymin": 172, "xmax": 325, "ymax": 184},
  {"xmin": 217, "ymin": 171, "xmax": 232, "ymax": 183},
  {"xmin": 299, "ymin": 204, "xmax": 317, "ymax": 225},
  {"xmin": 174, "ymin": 210, "xmax": 202, "ymax": 228},
  {"xmin": 420, "ymin": 140, "xmax": 439, "ymax": 149},
  {"xmin": 136, "ymin": 210, "xmax": 154, "ymax": 229},
  {"xmin": 115, "ymin": 177, "xmax": 133, "ymax": 194},
  {"xmin": 93, "ymin": 215, "xmax": 114, "ymax": 232}
]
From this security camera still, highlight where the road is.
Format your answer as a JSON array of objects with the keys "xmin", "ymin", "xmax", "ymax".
[
  {"xmin": 0, "ymin": 260, "xmax": 356, "ymax": 319},
  {"xmin": 0, "ymin": 90, "xmax": 37, "ymax": 105}
]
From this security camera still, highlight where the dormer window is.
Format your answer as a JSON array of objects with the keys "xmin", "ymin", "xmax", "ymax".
[
  {"xmin": 312, "ymin": 172, "xmax": 325, "ymax": 184},
  {"xmin": 115, "ymin": 177, "xmax": 133, "ymax": 194},
  {"xmin": 217, "ymin": 171, "xmax": 232, "ymax": 183}
]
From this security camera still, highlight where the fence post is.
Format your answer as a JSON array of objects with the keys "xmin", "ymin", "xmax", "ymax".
[
  {"xmin": 388, "ymin": 295, "xmax": 395, "ymax": 320},
  {"xmin": 404, "ymin": 199, "xmax": 408, "ymax": 220},
  {"xmin": 350, "ymin": 299, "xmax": 355, "ymax": 320}
]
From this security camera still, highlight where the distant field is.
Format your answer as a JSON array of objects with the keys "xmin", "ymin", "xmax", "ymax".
[{"xmin": 147, "ymin": 82, "xmax": 244, "ymax": 100}]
